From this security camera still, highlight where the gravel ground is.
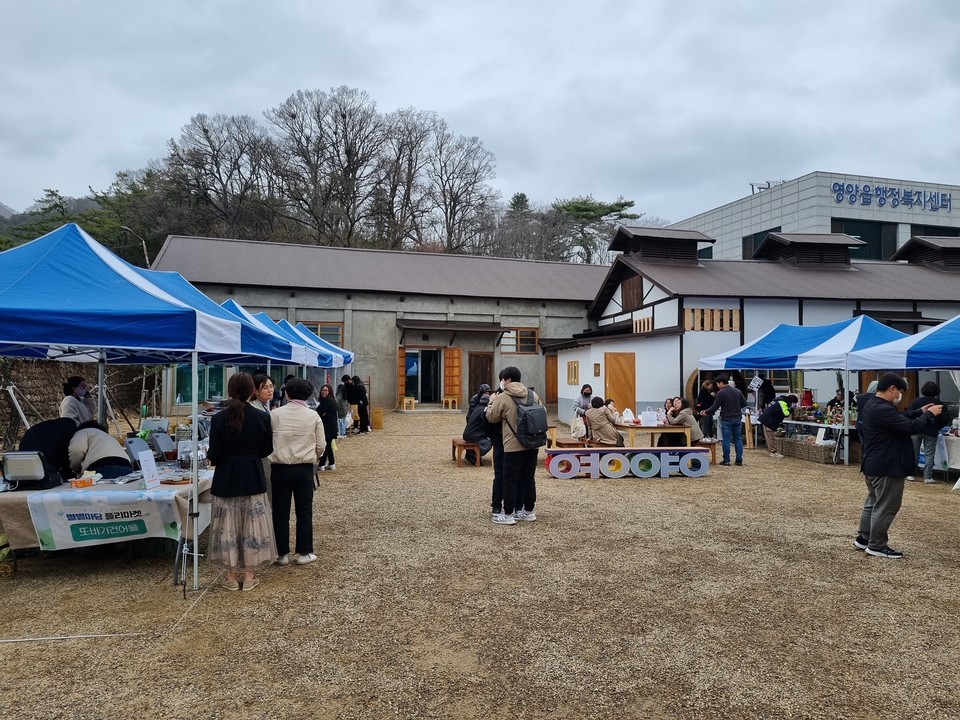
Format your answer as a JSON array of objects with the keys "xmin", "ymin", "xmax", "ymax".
[{"xmin": 2, "ymin": 410, "xmax": 960, "ymax": 719}]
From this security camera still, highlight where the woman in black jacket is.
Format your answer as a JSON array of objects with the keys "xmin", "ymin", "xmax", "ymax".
[
  {"xmin": 316, "ymin": 383, "xmax": 339, "ymax": 471},
  {"xmin": 907, "ymin": 381, "xmax": 949, "ymax": 483},
  {"xmin": 208, "ymin": 372, "xmax": 275, "ymax": 592},
  {"xmin": 351, "ymin": 375, "xmax": 370, "ymax": 434}
]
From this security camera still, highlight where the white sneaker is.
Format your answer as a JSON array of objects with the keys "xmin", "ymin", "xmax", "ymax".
[
  {"xmin": 296, "ymin": 553, "xmax": 318, "ymax": 565},
  {"xmin": 906, "ymin": 476, "xmax": 918, "ymax": 482},
  {"xmin": 515, "ymin": 509, "xmax": 537, "ymax": 522},
  {"xmin": 770, "ymin": 452, "xmax": 784, "ymax": 459},
  {"xmin": 327, "ymin": 464, "xmax": 336, "ymax": 471},
  {"xmin": 275, "ymin": 554, "xmax": 289, "ymax": 566},
  {"xmin": 491, "ymin": 512, "xmax": 516, "ymax": 525},
  {"xmin": 924, "ymin": 478, "xmax": 937, "ymax": 484},
  {"xmin": 317, "ymin": 465, "xmax": 326, "ymax": 472}
]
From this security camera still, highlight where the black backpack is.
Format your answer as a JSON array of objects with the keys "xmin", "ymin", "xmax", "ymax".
[{"xmin": 505, "ymin": 392, "xmax": 548, "ymax": 449}]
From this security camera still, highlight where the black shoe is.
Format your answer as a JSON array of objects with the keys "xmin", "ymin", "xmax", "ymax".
[
  {"xmin": 865, "ymin": 546, "xmax": 904, "ymax": 559},
  {"xmin": 734, "ymin": 460, "xmax": 743, "ymax": 466},
  {"xmin": 853, "ymin": 536, "xmax": 868, "ymax": 550},
  {"xmin": 464, "ymin": 451, "xmax": 476, "ymax": 465},
  {"xmin": 719, "ymin": 461, "xmax": 731, "ymax": 466}
]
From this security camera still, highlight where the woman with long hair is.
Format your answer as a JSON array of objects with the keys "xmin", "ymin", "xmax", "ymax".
[
  {"xmin": 207, "ymin": 372, "xmax": 276, "ymax": 592},
  {"xmin": 316, "ymin": 383, "xmax": 339, "ymax": 471}
]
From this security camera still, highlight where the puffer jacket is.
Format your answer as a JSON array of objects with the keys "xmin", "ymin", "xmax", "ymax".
[{"xmin": 486, "ymin": 382, "xmax": 543, "ymax": 453}]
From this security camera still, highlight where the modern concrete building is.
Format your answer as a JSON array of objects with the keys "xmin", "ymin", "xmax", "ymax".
[
  {"xmin": 670, "ymin": 171, "xmax": 960, "ymax": 261},
  {"xmin": 152, "ymin": 236, "xmax": 609, "ymax": 408}
]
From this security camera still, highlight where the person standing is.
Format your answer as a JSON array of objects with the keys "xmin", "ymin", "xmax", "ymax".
[
  {"xmin": 695, "ymin": 379, "xmax": 716, "ymax": 441},
  {"xmin": 486, "ymin": 366, "xmax": 542, "ymax": 525},
  {"xmin": 756, "ymin": 373, "xmax": 777, "ymax": 408},
  {"xmin": 269, "ymin": 378, "xmax": 325, "ymax": 566},
  {"xmin": 351, "ymin": 376, "xmax": 371, "ymax": 434},
  {"xmin": 758, "ymin": 394, "xmax": 797, "ymax": 458},
  {"xmin": 462, "ymin": 387, "xmax": 493, "ymax": 466},
  {"xmin": 855, "ymin": 374, "xmax": 942, "ymax": 559},
  {"xmin": 487, "ymin": 375, "xmax": 506, "ymax": 516},
  {"xmin": 59, "ymin": 376, "xmax": 97, "ymax": 426},
  {"xmin": 572, "ymin": 384, "xmax": 593, "ymax": 436},
  {"xmin": 250, "ymin": 374, "xmax": 275, "ymax": 414},
  {"xmin": 316, "ymin": 383, "xmax": 339, "ymax": 471},
  {"xmin": 907, "ymin": 381, "xmax": 949, "ymax": 484},
  {"xmin": 335, "ymin": 378, "xmax": 350, "ymax": 438},
  {"xmin": 700, "ymin": 374, "xmax": 747, "ymax": 466},
  {"xmin": 207, "ymin": 372, "xmax": 276, "ymax": 592}
]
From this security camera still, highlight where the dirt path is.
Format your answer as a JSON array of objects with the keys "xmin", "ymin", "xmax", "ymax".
[{"xmin": 2, "ymin": 411, "xmax": 960, "ymax": 719}]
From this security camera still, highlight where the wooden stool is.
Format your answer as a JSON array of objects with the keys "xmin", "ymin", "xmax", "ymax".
[
  {"xmin": 452, "ymin": 438, "xmax": 482, "ymax": 467},
  {"xmin": 402, "ymin": 397, "xmax": 416, "ymax": 411},
  {"xmin": 697, "ymin": 439, "xmax": 718, "ymax": 465},
  {"xmin": 442, "ymin": 396, "xmax": 459, "ymax": 410},
  {"xmin": 547, "ymin": 424, "xmax": 558, "ymax": 448}
]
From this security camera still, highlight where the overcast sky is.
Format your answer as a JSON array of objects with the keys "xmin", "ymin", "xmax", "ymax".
[{"xmin": 2, "ymin": 0, "xmax": 959, "ymax": 222}]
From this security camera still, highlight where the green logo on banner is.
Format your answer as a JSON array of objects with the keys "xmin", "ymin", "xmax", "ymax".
[{"xmin": 70, "ymin": 520, "xmax": 148, "ymax": 542}]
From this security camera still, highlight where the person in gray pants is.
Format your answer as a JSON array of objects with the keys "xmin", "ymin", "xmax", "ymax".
[{"xmin": 856, "ymin": 374, "xmax": 943, "ymax": 559}]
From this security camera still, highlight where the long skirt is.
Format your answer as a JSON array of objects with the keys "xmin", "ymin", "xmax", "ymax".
[{"xmin": 209, "ymin": 493, "xmax": 277, "ymax": 569}]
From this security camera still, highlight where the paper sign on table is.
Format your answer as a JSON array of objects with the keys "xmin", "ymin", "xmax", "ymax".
[
  {"xmin": 814, "ymin": 428, "xmax": 827, "ymax": 445},
  {"xmin": 139, "ymin": 451, "xmax": 161, "ymax": 488}
]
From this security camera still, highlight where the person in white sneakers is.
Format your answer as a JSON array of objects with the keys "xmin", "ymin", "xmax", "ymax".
[
  {"xmin": 758, "ymin": 394, "xmax": 797, "ymax": 458},
  {"xmin": 269, "ymin": 378, "xmax": 325, "ymax": 566}
]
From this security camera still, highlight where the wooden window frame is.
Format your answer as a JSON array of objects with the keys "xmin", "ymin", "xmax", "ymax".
[
  {"xmin": 302, "ymin": 321, "xmax": 344, "ymax": 345},
  {"xmin": 566, "ymin": 361, "xmax": 579, "ymax": 386},
  {"xmin": 501, "ymin": 328, "xmax": 539, "ymax": 354},
  {"xmin": 684, "ymin": 308, "xmax": 742, "ymax": 332}
]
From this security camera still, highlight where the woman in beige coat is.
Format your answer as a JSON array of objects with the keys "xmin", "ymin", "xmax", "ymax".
[
  {"xmin": 584, "ymin": 397, "xmax": 624, "ymax": 446},
  {"xmin": 665, "ymin": 398, "xmax": 704, "ymax": 443}
]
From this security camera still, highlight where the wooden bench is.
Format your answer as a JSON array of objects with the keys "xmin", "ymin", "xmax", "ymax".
[
  {"xmin": 442, "ymin": 396, "xmax": 459, "ymax": 410},
  {"xmin": 452, "ymin": 438, "xmax": 482, "ymax": 467},
  {"xmin": 554, "ymin": 437, "xmax": 587, "ymax": 449},
  {"xmin": 697, "ymin": 439, "xmax": 718, "ymax": 465},
  {"xmin": 401, "ymin": 397, "xmax": 416, "ymax": 411}
]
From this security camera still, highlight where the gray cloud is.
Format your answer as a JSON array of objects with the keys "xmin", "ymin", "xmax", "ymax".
[{"xmin": 2, "ymin": 0, "xmax": 959, "ymax": 224}]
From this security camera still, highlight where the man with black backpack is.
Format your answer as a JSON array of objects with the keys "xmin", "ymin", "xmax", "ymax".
[{"xmin": 485, "ymin": 366, "xmax": 546, "ymax": 525}]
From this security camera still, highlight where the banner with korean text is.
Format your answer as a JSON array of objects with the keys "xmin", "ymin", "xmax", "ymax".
[{"xmin": 27, "ymin": 486, "xmax": 183, "ymax": 550}]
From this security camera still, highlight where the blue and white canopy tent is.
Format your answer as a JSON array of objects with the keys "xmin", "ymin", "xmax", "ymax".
[
  {"xmin": 253, "ymin": 313, "xmax": 337, "ymax": 368},
  {"xmin": 698, "ymin": 316, "xmax": 909, "ymax": 371},
  {"xmin": 0, "ymin": 223, "xmax": 296, "ymax": 588},
  {"xmin": 698, "ymin": 316, "xmax": 910, "ymax": 464},
  {"xmin": 277, "ymin": 319, "xmax": 348, "ymax": 368},
  {"xmin": 220, "ymin": 298, "xmax": 312, "ymax": 367},
  {"xmin": 846, "ymin": 313, "xmax": 960, "ymax": 370},
  {"xmin": 295, "ymin": 322, "xmax": 354, "ymax": 366}
]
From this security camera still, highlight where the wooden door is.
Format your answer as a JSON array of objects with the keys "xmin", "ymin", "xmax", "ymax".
[
  {"xmin": 396, "ymin": 347, "xmax": 406, "ymax": 404},
  {"xmin": 604, "ymin": 352, "xmax": 636, "ymax": 414},
  {"xmin": 468, "ymin": 352, "xmax": 494, "ymax": 398},
  {"xmin": 545, "ymin": 355, "xmax": 558, "ymax": 403},
  {"xmin": 444, "ymin": 347, "xmax": 462, "ymax": 402}
]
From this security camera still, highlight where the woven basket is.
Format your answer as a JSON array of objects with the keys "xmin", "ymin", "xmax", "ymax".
[{"xmin": 776, "ymin": 437, "xmax": 836, "ymax": 464}]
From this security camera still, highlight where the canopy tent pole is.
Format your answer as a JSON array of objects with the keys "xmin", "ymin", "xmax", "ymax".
[
  {"xmin": 191, "ymin": 351, "xmax": 200, "ymax": 590},
  {"xmin": 843, "ymin": 367, "xmax": 850, "ymax": 466},
  {"xmin": 97, "ymin": 354, "xmax": 107, "ymax": 426}
]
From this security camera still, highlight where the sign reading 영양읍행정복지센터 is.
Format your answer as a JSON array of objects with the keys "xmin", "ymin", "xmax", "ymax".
[
  {"xmin": 831, "ymin": 180, "xmax": 952, "ymax": 212},
  {"xmin": 546, "ymin": 448, "xmax": 710, "ymax": 479}
]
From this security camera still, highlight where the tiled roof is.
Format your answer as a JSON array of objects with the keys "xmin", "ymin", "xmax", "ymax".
[{"xmin": 152, "ymin": 236, "xmax": 609, "ymax": 303}]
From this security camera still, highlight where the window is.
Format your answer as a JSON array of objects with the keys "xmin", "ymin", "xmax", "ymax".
[
  {"xmin": 174, "ymin": 365, "xmax": 225, "ymax": 403},
  {"xmin": 500, "ymin": 328, "xmax": 538, "ymax": 354},
  {"xmin": 567, "ymin": 361, "xmax": 579, "ymax": 386},
  {"xmin": 307, "ymin": 322, "xmax": 343, "ymax": 346},
  {"xmin": 633, "ymin": 317, "xmax": 653, "ymax": 333}
]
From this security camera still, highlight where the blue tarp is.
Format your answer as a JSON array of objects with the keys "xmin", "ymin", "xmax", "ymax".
[{"xmin": 698, "ymin": 316, "xmax": 909, "ymax": 370}]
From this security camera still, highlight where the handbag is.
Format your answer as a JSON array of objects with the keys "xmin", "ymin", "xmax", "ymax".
[{"xmin": 570, "ymin": 416, "xmax": 587, "ymax": 439}]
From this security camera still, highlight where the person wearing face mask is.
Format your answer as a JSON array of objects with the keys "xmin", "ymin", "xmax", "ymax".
[
  {"xmin": 855, "ymin": 373, "xmax": 943, "ymax": 559},
  {"xmin": 59, "ymin": 376, "xmax": 97, "ymax": 426}
]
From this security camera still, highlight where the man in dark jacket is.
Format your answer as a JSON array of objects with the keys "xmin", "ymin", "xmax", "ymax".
[
  {"xmin": 855, "ymin": 373, "xmax": 943, "ymax": 559},
  {"xmin": 701, "ymin": 374, "xmax": 747, "ymax": 466},
  {"xmin": 462, "ymin": 388, "xmax": 493, "ymax": 466}
]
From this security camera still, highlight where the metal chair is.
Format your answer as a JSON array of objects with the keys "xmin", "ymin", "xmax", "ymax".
[
  {"xmin": 124, "ymin": 437, "xmax": 154, "ymax": 469},
  {"xmin": 140, "ymin": 417, "xmax": 170, "ymax": 434}
]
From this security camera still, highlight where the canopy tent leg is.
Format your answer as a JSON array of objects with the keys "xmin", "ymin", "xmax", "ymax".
[{"xmin": 191, "ymin": 351, "xmax": 200, "ymax": 591}]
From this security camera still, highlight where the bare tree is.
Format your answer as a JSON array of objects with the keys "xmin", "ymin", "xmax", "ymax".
[{"xmin": 425, "ymin": 121, "xmax": 499, "ymax": 253}]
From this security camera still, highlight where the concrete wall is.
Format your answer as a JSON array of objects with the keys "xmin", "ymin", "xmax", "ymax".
[{"xmin": 198, "ymin": 285, "xmax": 591, "ymax": 408}]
